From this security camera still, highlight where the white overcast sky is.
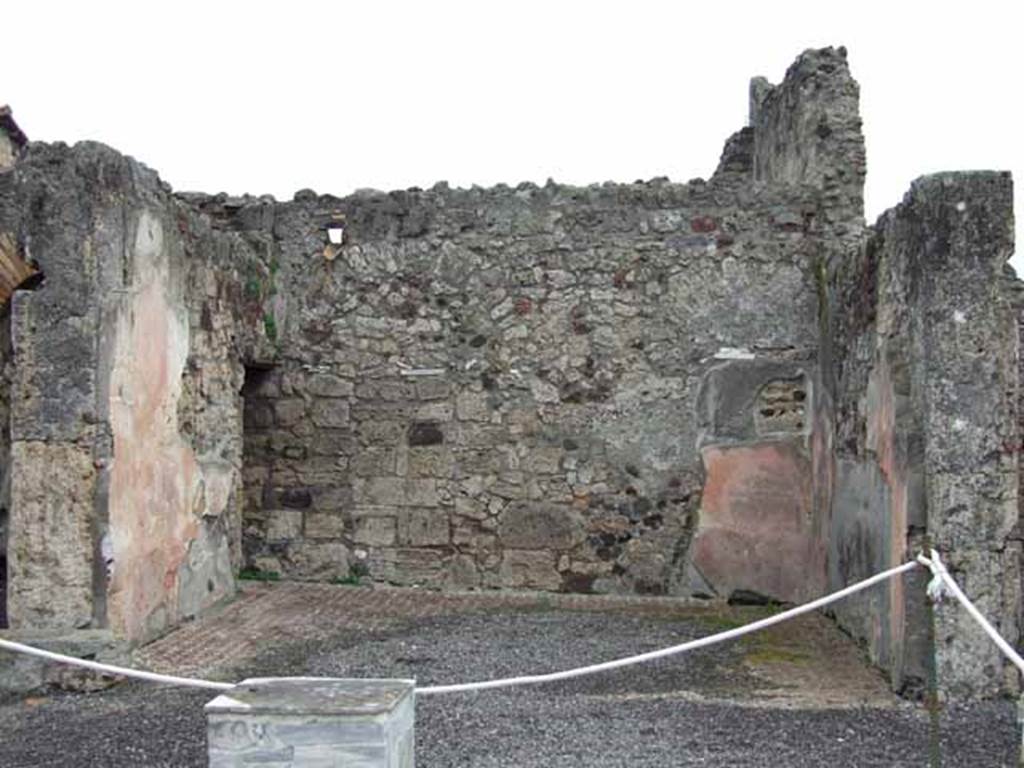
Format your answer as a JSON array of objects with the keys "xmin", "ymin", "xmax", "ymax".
[{"xmin": 6, "ymin": 1, "xmax": 1022, "ymax": 272}]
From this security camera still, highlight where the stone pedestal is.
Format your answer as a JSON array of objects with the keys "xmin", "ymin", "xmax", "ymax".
[{"xmin": 206, "ymin": 677, "xmax": 415, "ymax": 767}]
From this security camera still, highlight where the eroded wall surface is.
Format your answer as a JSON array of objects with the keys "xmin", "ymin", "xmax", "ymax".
[
  {"xmin": 208, "ymin": 48, "xmax": 864, "ymax": 602},
  {"xmin": 0, "ymin": 143, "xmax": 267, "ymax": 643},
  {"xmin": 693, "ymin": 360, "xmax": 824, "ymax": 603},
  {"xmin": 829, "ymin": 172, "xmax": 1021, "ymax": 697},
  {"xmin": 0, "ymin": 305, "xmax": 12, "ymax": 628},
  {"xmin": 220, "ymin": 174, "xmax": 826, "ymax": 595},
  {"xmin": 103, "ymin": 203, "xmax": 250, "ymax": 642},
  {"xmin": 0, "ymin": 147, "xmax": 107, "ymax": 630}
]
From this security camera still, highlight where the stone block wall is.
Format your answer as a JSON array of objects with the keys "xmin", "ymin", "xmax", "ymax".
[
  {"xmin": 213, "ymin": 50, "xmax": 866, "ymax": 599},
  {"xmin": 751, "ymin": 46, "xmax": 866, "ymax": 223},
  {"xmin": 827, "ymin": 172, "xmax": 1021, "ymax": 697},
  {"xmin": 0, "ymin": 145, "xmax": 110, "ymax": 632},
  {"xmin": 225, "ymin": 173, "xmax": 829, "ymax": 595},
  {"xmin": 0, "ymin": 307, "xmax": 11, "ymax": 628}
]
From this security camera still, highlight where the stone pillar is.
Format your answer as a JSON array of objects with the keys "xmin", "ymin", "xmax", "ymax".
[
  {"xmin": 206, "ymin": 677, "xmax": 415, "ymax": 767},
  {"xmin": 1019, "ymin": 695, "xmax": 1023, "ymax": 766}
]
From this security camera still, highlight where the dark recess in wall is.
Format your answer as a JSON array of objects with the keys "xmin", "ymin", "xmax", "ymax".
[{"xmin": 0, "ymin": 519, "xmax": 7, "ymax": 629}]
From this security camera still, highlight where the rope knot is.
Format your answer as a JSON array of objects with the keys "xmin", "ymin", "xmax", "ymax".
[{"xmin": 917, "ymin": 549, "xmax": 954, "ymax": 604}]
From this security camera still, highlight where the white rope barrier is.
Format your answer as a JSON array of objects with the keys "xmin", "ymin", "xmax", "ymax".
[
  {"xmin": 917, "ymin": 549, "xmax": 1024, "ymax": 678},
  {"xmin": 414, "ymin": 560, "xmax": 923, "ymax": 695},
  {"xmin": 0, "ymin": 637, "xmax": 234, "ymax": 691}
]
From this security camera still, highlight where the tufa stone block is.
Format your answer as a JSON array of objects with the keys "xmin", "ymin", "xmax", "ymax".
[
  {"xmin": 266, "ymin": 509, "xmax": 304, "ymax": 542},
  {"xmin": 354, "ymin": 478, "xmax": 439, "ymax": 508},
  {"xmin": 497, "ymin": 550, "xmax": 561, "ymax": 591},
  {"xmin": 312, "ymin": 399, "xmax": 351, "ymax": 428},
  {"xmin": 397, "ymin": 509, "xmax": 450, "ymax": 547},
  {"xmin": 498, "ymin": 502, "xmax": 583, "ymax": 550},
  {"xmin": 304, "ymin": 512, "xmax": 346, "ymax": 540},
  {"xmin": 307, "ymin": 373, "xmax": 355, "ymax": 398}
]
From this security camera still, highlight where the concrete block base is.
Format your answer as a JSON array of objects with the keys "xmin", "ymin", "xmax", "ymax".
[{"xmin": 206, "ymin": 677, "xmax": 415, "ymax": 767}]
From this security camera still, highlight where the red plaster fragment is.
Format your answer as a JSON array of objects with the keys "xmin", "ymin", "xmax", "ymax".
[{"xmin": 691, "ymin": 216, "xmax": 717, "ymax": 233}]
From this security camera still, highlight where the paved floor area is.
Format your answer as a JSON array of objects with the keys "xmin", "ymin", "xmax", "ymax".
[
  {"xmin": 135, "ymin": 581, "xmax": 902, "ymax": 708},
  {"xmin": 136, "ymin": 582, "xmax": 909, "ymax": 710},
  {"xmin": 0, "ymin": 582, "xmax": 1020, "ymax": 766}
]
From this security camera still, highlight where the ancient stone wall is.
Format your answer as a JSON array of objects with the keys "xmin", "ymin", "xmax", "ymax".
[
  {"xmin": 751, "ymin": 46, "xmax": 865, "ymax": 223},
  {"xmin": 0, "ymin": 46, "xmax": 1018, "ymax": 700},
  {"xmin": 0, "ymin": 142, "xmax": 268, "ymax": 643},
  {"xmin": 0, "ymin": 306, "xmax": 11, "ymax": 628},
  {"xmin": 0, "ymin": 145, "xmax": 108, "ymax": 631},
  {"xmin": 690, "ymin": 46, "xmax": 867, "ymax": 605},
  {"xmin": 828, "ymin": 172, "xmax": 1021, "ymax": 697},
  {"xmin": 910, "ymin": 174, "xmax": 1020, "ymax": 699},
  {"xmin": 209, "ymin": 176, "xmax": 827, "ymax": 595},
  {"xmin": 0, "ymin": 135, "xmax": 15, "ymax": 170},
  {"xmin": 191, "ymin": 46, "xmax": 866, "ymax": 603}
]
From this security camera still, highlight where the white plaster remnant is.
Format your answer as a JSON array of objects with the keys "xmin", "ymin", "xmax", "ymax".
[
  {"xmin": 956, "ymin": 201, "xmax": 967, "ymax": 212},
  {"xmin": 101, "ymin": 533, "xmax": 115, "ymax": 581},
  {"xmin": 399, "ymin": 368, "xmax": 446, "ymax": 377},
  {"xmin": 953, "ymin": 310, "xmax": 967, "ymax": 324},
  {"xmin": 712, "ymin": 347, "xmax": 756, "ymax": 360},
  {"xmin": 952, "ymin": 418, "xmax": 968, "ymax": 432}
]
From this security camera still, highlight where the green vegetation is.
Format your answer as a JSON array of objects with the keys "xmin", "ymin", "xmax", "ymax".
[
  {"xmin": 238, "ymin": 568, "xmax": 280, "ymax": 582},
  {"xmin": 697, "ymin": 614, "xmax": 747, "ymax": 632},
  {"xmin": 331, "ymin": 573, "xmax": 362, "ymax": 586},
  {"xmin": 744, "ymin": 647, "xmax": 810, "ymax": 665},
  {"xmin": 332, "ymin": 562, "xmax": 370, "ymax": 586},
  {"xmin": 244, "ymin": 256, "xmax": 281, "ymax": 343},
  {"xmin": 244, "ymin": 275, "xmax": 262, "ymax": 299},
  {"xmin": 263, "ymin": 312, "xmax": 278, "ymax": 342}
]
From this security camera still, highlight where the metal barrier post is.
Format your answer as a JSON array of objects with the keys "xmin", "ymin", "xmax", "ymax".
[{"xmin": 206, "ymin": 677, "xmax": 415, "ymax": 767}]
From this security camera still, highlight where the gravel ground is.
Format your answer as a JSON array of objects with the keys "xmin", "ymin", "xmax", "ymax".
[{"xmin": 0, "ymin": 607, "xmax": 1019, "ymax": 766}]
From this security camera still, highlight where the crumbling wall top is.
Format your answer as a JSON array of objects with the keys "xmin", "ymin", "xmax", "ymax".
[
  {"xmin": 0, "ymin": 106, "xmax": 28, "ymax": 151},
  {"xmin": 749, "ymin": 46, "xmax": 866, "ymax": 223}
]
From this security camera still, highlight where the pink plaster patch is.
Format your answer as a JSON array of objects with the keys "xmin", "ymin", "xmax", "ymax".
[
  {"xmin": 693, "ymin": 441, "xmax": 825, "ymax": 603},
  {"xmin": 105, "ymin": 214, "xmax": 205, "ymax": 642}
]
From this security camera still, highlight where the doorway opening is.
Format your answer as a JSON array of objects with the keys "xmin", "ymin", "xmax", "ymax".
[{"xmin": 240, "ymin": 363, "xmax": 277, "ymax": 574}]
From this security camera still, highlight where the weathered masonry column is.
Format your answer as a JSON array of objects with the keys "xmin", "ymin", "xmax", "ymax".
[
  {"xmin": 206, "ymin": 678, "xmax": 415, "ymax": 767},
  {"xmin": 1019, "ymin": 696, "xmax": 1023, "ymax": 765}
]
